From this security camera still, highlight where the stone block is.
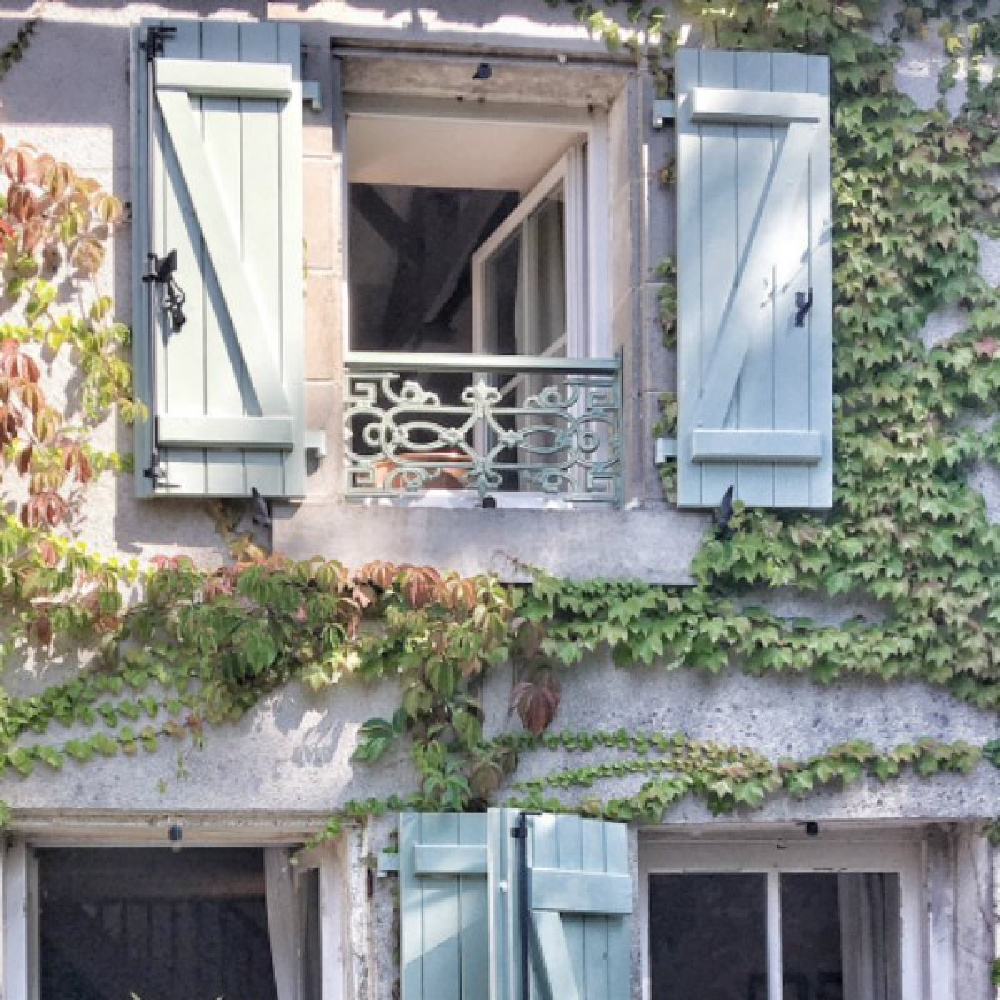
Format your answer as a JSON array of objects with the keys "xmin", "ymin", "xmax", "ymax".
[
  {"xmin": 305, "ymin": 272, "xmax": 343, "ymax": 380},
  {"xmin": 303, "ymin": 158, "xmax": 337, "ymax": 270}
]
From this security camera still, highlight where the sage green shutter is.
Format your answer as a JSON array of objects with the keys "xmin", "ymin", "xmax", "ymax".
[
  {"xmin": 490, "ymin": 811, "xmax": 632, "ymax": 1000},
  {"xmin": 133, "ymin": 20, "xmax": 305, "ymax": 498},
  {"xmin": 399, "ymin": 811, "xmax": 631, "ymax": 1000},
  {"xmin": 676, "ymin": 49, "xmax": 833, "ymax": 509},
  {"xmin": 400, "ymin": 812, "xmax": 490, "ymax": 1000}
]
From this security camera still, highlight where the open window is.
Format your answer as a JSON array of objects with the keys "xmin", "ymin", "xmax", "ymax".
[
  {"xmin": 6, "ymin": 842, "xmax": 327, "ymax": 1000},
  {"xmin": 343, "ymin": 102, "xmax": 621, "ymax": 505},
  {"xmin": 640, "ymin": 836, "xmax": 923, "ymax": 1000}
]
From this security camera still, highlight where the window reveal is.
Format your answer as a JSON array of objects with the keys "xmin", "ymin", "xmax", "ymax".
[{"xmin": 342, "ymin": 109, "xmax": 620, "ymax": 502}]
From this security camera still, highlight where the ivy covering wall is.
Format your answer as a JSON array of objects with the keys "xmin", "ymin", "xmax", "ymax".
[{"xmin": 0, "ymin": 0, "xmax": 999, "ymax": 840}]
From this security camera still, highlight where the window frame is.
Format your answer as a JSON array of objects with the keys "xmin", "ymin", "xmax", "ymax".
[
  {"xmin": 638, "ymin": 833, "xmax": 926, "ymax": 1000},
  {"xmin": 2, "ymin": 830, "xmax": 348, "ymax": 1000},
  {"xmin": 340, "ymin": 91, "xmax": 611, "ymax": 363}
]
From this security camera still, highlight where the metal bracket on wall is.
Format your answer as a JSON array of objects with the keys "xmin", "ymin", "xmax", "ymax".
[
  {"xmin": 376, "ymin": 852, "xmax": 400, "ymax": 876},
  {"xmin": 655, "ymin": 437, "xmax": 678, "ymax": 464},
  {"xmin": 652, "ymin": 99, "xmax": 677, "ymax": 130},
  {"xmin": 302, "ymin": 81, "xmax": 322, "ymax": 111},
  {"xmin": 304, "ymin": 428, "xmax": 327, "ymax": 459}
]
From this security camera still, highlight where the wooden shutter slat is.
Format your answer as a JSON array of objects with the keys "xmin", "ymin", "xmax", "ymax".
[
  {"xmin": 157, "ymin": 415, "xmax": 294, "ymax": 449},
  {"xmin": 414, "ymin": 844, "xmax": 488, "ymax": 875},
  {"xmin": 156, "ymin": 20, "xmax": 207, "ymax": 496},
  {"xmin": 529, "ymin": 869, "xmax": 632, "ymax": 914},
  {"xmin": 690, "ymin": 86, "xmax": 824, "ymax": 124},
  {"xmin": 199, "ymin": 21, "xmax": 246, "ymax": 498},
  {"xmin": 156, "ymin": 58, "xmax": 293, "ymax": 97},
  {"xmin": 692, "ymin": 429, "xmax": 822, "ymax": 462}
]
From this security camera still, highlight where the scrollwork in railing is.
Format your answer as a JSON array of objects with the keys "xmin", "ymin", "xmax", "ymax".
[{"xmin": 344, "ymin": 356, "xmax": 622, "ymax": 504}]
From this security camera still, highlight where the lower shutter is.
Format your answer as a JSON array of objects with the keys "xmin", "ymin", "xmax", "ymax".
[{"xmin": 399, "ymin": 810, "xmax": 631, "ymax": 1000}]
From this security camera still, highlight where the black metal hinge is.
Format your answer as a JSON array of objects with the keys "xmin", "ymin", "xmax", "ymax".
[
  {"xmin": 140, "ymin": 25, "xmax": 176, "ymax": 62},
  {"xmin": 143, "ymin": 449, "xmax": 168, "ymax": 487}
]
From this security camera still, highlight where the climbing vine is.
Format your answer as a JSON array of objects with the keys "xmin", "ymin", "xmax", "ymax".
[{"xmin": 2, "ymin": 0, "xmax": 1000, "ymax": 847}]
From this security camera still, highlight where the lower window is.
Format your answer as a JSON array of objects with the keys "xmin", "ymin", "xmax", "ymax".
[
  {"xmin": 32, "ymin": 846, "xmax": 320, "ymax": 1000},
  {"xmin": 641, "ymin": 836, "xmax": 923, "ymax": 1000}
]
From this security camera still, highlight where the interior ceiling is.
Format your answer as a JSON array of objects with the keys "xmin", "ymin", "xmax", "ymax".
[{"xmin": 347, "ymin": 116, "xmax": 583, "ymax": 192}]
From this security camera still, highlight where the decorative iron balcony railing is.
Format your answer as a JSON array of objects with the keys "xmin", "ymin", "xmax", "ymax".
[{"xmin": 344, "ymin": 352, "xmax": 622, "ymax": 505}]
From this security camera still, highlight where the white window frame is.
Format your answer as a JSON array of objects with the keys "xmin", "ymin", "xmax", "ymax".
[
  {"xmin": 1, "ymin": 830, "xmax": 349, "ymax": 1000},
  {"xmin": 639, "ymin": 834, "xmax": 925, "ymax": 1000},
  {"xmin": 341, "ymin": 93, "xmax": 611, "ymax": 362}
]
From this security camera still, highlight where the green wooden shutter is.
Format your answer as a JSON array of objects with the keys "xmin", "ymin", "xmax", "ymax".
[
  {"xmin": 676, "ymin": 49, "xmax": 833, "ymax": 509},
  {"xmin": 399, "ymin": 812, "xmax": 490, "ymax": 1000},
  {"xmin": 399, "ymin": 811, "xmax": 631, "ymax": 1000},
  {"xmin": 495, "ymin": 811, "xmax": 632, "ymax": 1000},
  {"xmin": 133, "ymin": 20, "xmax": 305, "ymax": 498}
]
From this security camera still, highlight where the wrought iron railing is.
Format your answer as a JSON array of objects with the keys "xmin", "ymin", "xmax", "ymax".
[{"xmin": 344, "ymin": 352, "xmax": 622, "ymax": 504}]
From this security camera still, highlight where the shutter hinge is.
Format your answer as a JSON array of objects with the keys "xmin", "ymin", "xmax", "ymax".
[
  {"xmin": 143, "ymin": 449, "xmax": 168, "ymax": 486},
  {"xmin": 140, "ymin": 25, "xmax": 176, "ymax": 62},
  {"xmin": 144, "ymin": 250, "xmax": 187, "ymax": 332}
]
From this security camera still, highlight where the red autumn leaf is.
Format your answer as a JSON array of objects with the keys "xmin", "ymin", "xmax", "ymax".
[
  {"xmin": 511, "ymin": 673, "xmax": 561, "ymax": 736},
  {"xmin": 20, "ymin": 490, "xmax": 69, "ymax": 528},
  {"xmin": 7, "ymin": 185, "xmax": 36, "ymax": 224}
]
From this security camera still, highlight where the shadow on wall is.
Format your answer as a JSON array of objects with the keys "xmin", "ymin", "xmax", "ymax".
[{"xmin": 270, "ymin": 0, "xmax": 588, "ymax": 31}]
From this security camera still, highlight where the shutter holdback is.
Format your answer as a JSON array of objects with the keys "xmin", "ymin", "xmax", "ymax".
[
  {"xmin": 794, "ymin": 288, "xmax": 814, "ymax": 328},
  {"xmin": 143, "ymin": 250, "xmax": 187, "ymax": 333}
]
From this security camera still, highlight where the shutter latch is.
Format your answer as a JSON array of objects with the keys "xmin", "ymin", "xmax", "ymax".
[
  {"xmin": 794, "ymin": 289, "xmax": 814, "ymax": 328},
  {"xmin": 140, "ymin": 25, "xmax": 176, "ymax": 62},
  {"xmin": 144, "ymin": 250, "xmax": 187, "ymax": 333}
]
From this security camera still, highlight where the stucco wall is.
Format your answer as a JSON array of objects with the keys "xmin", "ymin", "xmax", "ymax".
[{"xmin": 1, "ymin": 4, "xmax": 999, "ymax": 998}]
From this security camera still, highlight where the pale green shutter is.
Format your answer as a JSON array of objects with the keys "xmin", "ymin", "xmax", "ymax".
[
  {"xmin": 676, "ymin": 49, "xmax": 833, "ymax": 509},
  {"xmin": 399, "ymin": 811, "xmax": 631, "ymax": 1000},
  {"xmin": 133, "ymin": 20, "xmax": 305, "ymax": 498},
  {"xmin": 399, "ymin": 812, "xmax": 490, "ymax": 1000},
  {"xmin": 492, "ymin": 811, "xmax": 632, "ymax": 1000}
]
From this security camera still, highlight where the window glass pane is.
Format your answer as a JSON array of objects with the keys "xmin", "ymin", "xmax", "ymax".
[
  {"xmin": 348, "ymin": 184, "xmax": 517, "ymax": 353},
  {"xmin": 649, "ymin": 872, "xmax": 767, "ymax": 1000},
  {"xmin": 38, "ymin": 848, "xmax": 280, "ymax": 1000},
  {"xmin": 481, "ymin": 183, "xmax": 566, "ymax": 358},
  {"xmin": 785, "ymin": 872, "xmax": 902, "ymax": 1000},
  {"xmin": 781, "ymin": 873, "xmax": 843, "ymax": 1000}
]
